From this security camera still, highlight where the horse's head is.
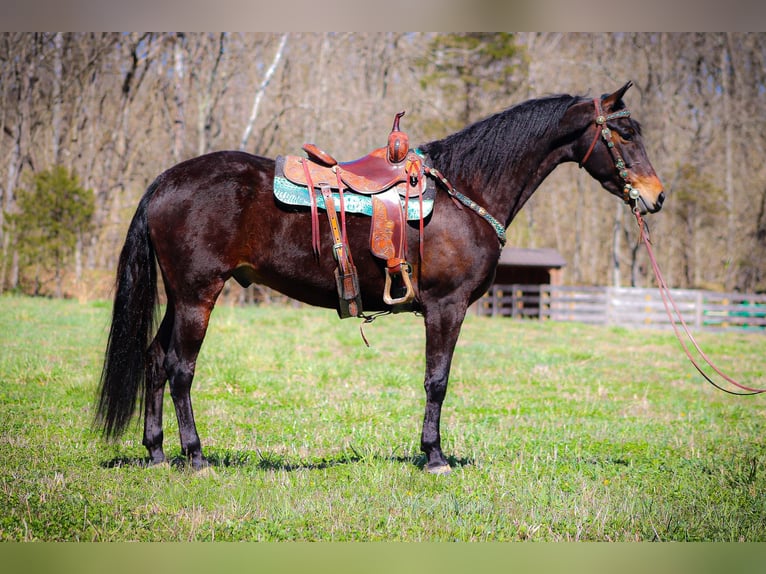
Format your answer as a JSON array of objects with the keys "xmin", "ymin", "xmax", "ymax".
[{"xmin": 571, "ymin": 81, "xmax": 665, "ymax": 215}]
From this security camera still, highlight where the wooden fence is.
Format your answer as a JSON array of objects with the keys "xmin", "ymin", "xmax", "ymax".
[{"xmin": 475, "ymin": 284, "xmax": 766, "ymax": 332}]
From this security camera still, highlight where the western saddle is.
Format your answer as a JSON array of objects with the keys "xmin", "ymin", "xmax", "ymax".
[{"xmin": 279, "ymin": 111, "xmax": 427, "ymax": 319}]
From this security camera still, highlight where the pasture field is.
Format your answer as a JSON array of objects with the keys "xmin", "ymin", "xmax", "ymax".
[{"xmin": 1, "ymin": 294, "xmax": 765, "ymax": 542}]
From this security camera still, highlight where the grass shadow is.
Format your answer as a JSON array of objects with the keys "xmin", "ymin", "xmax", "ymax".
[
  {"xmin": 211, "ymin": 449, "xmax": 363, "ymax": 472},
  {"xmin": 101, "ymin": 449, "xmax": 475, "ymax": 473},
  {"xmin": 100, "ymin": 456, "xmax": 160, "ymax": 469},
  {"xmin": 580, "ymin": 455, "xmax": 632, "ymax": 467},
  {"xmin": 100, "ymin": 449, "xmax": 363, "ymax": 472},
  {"xmin": 388, "ymin": 453, "xmax": 475, "ymax": 471}
]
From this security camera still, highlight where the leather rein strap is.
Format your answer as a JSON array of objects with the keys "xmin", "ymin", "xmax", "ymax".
[
  {"xmin": 584, "ymin": 98, "xmax": 764, "ymax": 395},
  {"xmin": 633, "ymin": 208, "xmax": 765, "ymax": 396}
]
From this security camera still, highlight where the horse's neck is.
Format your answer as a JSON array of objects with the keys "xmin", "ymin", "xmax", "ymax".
[
  {"xmin": 424, "ymin": 106, "xmax": 580, "ymax": 230},
  {"xmin": 453, "ymin": 140, "xmax": 570, "ymax": 229},
  {"xmin": 502, "ymin": 146, "xmax": 571, "ymax": 224}
]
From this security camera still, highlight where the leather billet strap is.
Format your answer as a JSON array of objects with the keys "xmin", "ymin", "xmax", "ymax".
[
  {"xmin": 336, "ymin": 169, "xmax": 350, "ymax": 247},
  {"xmin": 300, "ymin": 158, "xmax": 321, "ymax": 258},
  {"xmin": 318, "ymin": 182, "xmax": 363, "ymax": 318}
]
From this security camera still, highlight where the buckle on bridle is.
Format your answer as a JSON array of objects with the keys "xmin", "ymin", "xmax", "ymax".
[{"xmin": 623, "ymin": 183, "xmax": 640, "ymax": 204}]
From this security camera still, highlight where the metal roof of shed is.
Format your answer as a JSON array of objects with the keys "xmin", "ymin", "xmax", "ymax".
[{"xmin": 498, "ymin": 247, "xmax": 566, "ymax": 268}]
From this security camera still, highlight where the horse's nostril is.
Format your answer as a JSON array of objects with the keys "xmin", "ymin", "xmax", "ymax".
[{"xmin": 657, "ymin": 191, "xmax": 665, "ymax": 207}]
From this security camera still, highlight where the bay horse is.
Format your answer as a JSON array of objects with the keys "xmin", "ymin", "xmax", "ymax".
[{"xmin": 96, "ymin": 82, "xmax": 664, "ymax": 473}]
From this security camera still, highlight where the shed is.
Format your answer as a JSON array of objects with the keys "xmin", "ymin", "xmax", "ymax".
[
  {"xmin": 494, "ymin": 247, "xmax": 567, "ymax": 286},
  {"xmin": 475, "ymin": 247, "xmax": 567, "ymax": 318}
]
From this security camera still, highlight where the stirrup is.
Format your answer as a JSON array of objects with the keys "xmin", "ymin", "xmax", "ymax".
[{"xmin": 383, "ymin": 264, "xmax": 415, "ymax": 306}]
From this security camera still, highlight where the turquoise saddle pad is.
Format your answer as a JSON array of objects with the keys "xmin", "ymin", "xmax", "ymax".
[{"xmin": 273, "ymin": 156, "xmax": 434, "ymax": 221}]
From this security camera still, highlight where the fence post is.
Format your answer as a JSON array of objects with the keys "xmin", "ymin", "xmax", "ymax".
[
  {"xmin": 509, "ymin": 286, "xmax": 516, "ymax": 318},
  {"xmin": 606, "ymin": 286, "xmax": 613, "ymax": 325}
]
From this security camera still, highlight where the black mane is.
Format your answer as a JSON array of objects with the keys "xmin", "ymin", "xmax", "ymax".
[{"xmin": 420, "ymin": 94, "xmax": 584, "ymax": 191}]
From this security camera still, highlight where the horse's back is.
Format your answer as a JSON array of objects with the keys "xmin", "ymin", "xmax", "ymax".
[{"xmin": 150, "ymin": 150, "xmax": 274, "ymax": 204}]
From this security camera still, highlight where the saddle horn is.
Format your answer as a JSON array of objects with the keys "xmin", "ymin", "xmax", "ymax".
[{"xmin": 387, "ymin": 111, "xmax": 409, "ymax": 164}]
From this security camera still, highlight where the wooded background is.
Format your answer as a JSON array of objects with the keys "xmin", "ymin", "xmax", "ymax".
[{"xmin": 2, "ymin": 32, "xmax": 765, "ymax": 301}]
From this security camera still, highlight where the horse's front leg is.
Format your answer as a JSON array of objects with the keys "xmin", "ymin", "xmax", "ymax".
[{"xmin": 420, "ymin": 301, "xmax": 468, "ymax": 474}]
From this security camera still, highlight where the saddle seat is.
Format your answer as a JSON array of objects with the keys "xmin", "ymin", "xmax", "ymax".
[
  {"xmin": 284, "ymin": 144, "xmax": 423, "ymax": 196},
  {"xmin": 292, "ymin": 144, "xmax": 420, "ymax": 195},
  {"xmin": 276, "ymin": 111, "xmax": 427, "ymax": 319}
]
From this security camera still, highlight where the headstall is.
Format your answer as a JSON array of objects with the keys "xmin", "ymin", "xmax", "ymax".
[{"xmin": 579, "ymin": 98, "xmax": 640, "ymax": 205}]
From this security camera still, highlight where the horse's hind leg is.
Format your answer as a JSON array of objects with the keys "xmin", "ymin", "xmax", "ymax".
[
  {"xmin": 142, "ymin": 306, "xmax": 175, "ymax": 466},
  {"xmin": 164, "ymin": 290, "xmax": 222, "ymax": 469}
]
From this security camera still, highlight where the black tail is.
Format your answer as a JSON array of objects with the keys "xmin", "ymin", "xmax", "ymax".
[{"xmin": 95, "ymin": 183, "xmax": 159, "ymax": 439}]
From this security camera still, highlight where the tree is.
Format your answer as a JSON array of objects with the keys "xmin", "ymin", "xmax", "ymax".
[
  {"xmin": 2, "ymin": 33, "xmax": 766, "ymax": 299},
  {"xmin": 665, "ymin": 164, "xmax": 724, "ymax": 288},
  {"xmin": 418, "ymin": 33, "xmax": 526, "ymax": 129},
  {"xmin": 239, "ymin": 33, "xmax": 288, "ymax": 152},
  {"xmin": 9, "ymin": 166, "xmax": 94, "ymax": 296}
]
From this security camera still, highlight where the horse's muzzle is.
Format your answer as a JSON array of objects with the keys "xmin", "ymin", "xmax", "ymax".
[
  {"xmin": 643, "ymin": 190, "xmax": 665, "ymax": 214},
  {"xmin": 632, "ymin": 174, "xmax": 665, "ymax": 214}
]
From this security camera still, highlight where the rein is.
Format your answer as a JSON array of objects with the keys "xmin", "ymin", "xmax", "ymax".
[
  {"xmin": 584, "ymin": 97, "xmax": 764, "ymax": 395},
  {"xmin": 633, "ymin": 207, "xmax": 766, "ymax": 396}
]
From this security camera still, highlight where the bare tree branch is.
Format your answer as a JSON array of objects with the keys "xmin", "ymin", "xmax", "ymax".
[{"xmin": 239, "ymin": 33, "xmax": 288, "ymax": 152}]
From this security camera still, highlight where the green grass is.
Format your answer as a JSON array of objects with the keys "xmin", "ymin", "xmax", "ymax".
[{"xmin": 1, "ymin": 294, "xmax": 765, "ymax": 541}]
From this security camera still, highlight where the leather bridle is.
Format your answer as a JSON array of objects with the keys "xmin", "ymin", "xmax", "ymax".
[
  {"xmin": 582, "ymin": 97, "xmax": 764, "ymax": 395},
  {"xmin": 579, "ymin": 98, "xmax": 640, "ymax": 206}
]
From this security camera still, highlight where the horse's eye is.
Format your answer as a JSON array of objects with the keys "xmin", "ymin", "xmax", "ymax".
[{"xmin": 622, "ymin": 128, "xmax": 635, "ymax": 141}]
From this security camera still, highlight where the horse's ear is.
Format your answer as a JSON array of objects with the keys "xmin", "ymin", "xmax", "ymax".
[
  {"xmin": 562, "ymin": 81, "xmax": 634, "ymax": 132},
  {"xmin": 602, "ymin": 81, "xmax": 633, "ymax": 112},
  {"xmin": 563, "ymin": 98, "xmax": 599, "ymax": 130}
]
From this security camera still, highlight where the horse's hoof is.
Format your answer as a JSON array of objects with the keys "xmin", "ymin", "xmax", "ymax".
[{"xmin": 426, "ymin": 464, "xmax": 452, "ymax": 475}]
